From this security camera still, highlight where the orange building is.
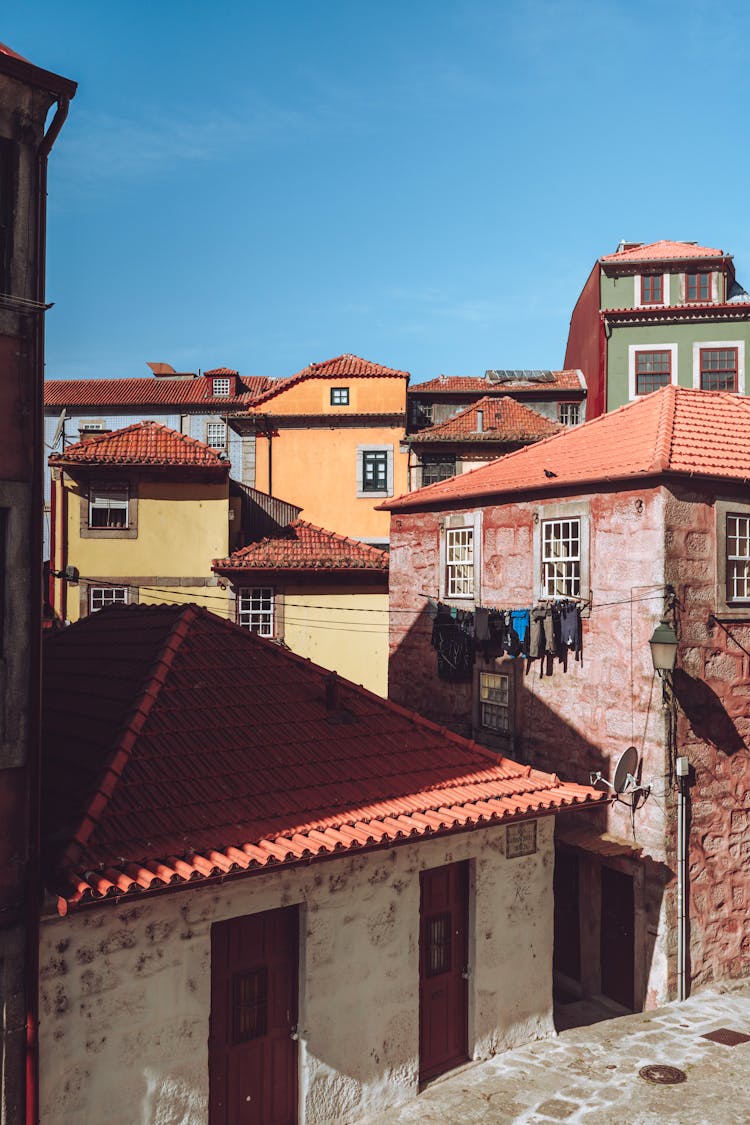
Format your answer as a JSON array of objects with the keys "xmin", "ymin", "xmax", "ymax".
[{"xmin": 230, "ymin": 354, "xmax": 409, "ymax": 545}]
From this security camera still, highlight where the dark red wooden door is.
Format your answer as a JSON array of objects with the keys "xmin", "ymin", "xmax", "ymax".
[
  {"xmin": 419, "ymin": 861, "xmax": 469, "ymax": 1084},
  {"xmin": 600, "ymin": 867, "xmax": 634, "ymax": 1010},
  {"xmin": 209, "ymin": 906, "xmax": 298, "ymax": 1125}
]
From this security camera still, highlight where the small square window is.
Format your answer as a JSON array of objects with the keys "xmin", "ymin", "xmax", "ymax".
[
  {"xmin": 238, "ymin": 587, "xmax": 275, "ymax": 637},
  {"xmin": 479, "ymin": 671, "xmax": 510, "ymax": 732},
  {"xmin": 89, "ymin": 484, "xmax": 129, "ymax": 529},
  {"xmin": 686, "ymin": 272, "xmax": 711, "ymax": 303},
  {"xmin": 330, "ymin": 387, "xmax": 349, "ymax": 406},
  {"xmin": 421, "ymin": 456, "xmax": 456, "ymax": 485},
  {"xmin": 558, "ymin": 403, "xmax": 580, "ymax": 426},
  {"xmin": 212, "ymin": 377, "xmax": 231, "ymax": 396},
  {"xmin": 361, "ymin": 450, "xmax": 388, "ymax": 493},
  {"xmin": 89, "ymin": 586, "xmax": 128, "ymax": 613},
  {"xmin": 206, "ymin": 421, "xmax": 227, "ymax": 448},
  {"xmin": 641, "ymin": 275, "xmax": 663, "ymax": 304},
  {"xmin": 542, "ymin": 518, "xmax": 581, "ymax": 598}
]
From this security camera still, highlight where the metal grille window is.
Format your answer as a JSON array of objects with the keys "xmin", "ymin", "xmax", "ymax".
[
  {"xmin": 212, "ymin": 377, "xmax": 231, "ymax": 396},
  {"xmin": 238, "ymin": 587, "xmax": 275, "ymax": 636},
  {"xmin": 422, "ymin": 456, "xmax": 456, "ymax": 485},
  {"xmin": 206, "ymin": 421, "xmax": 227, "ymax": 448},
  {"xmin": 726, "ymin": 514, "xmax": 750, "ymax": 602},
  {"xmin": 641, "ymin": 275, "xmax": 662, "ymax": 304},
  {"xmin": 89, "ymin": 586, "xmax": 128, "ymax": 612},
  {"xmin": 446, "ymin": 527, "xmax": 474, "ymax": 598},
  {"xmin": 542, "ymin": 518, "xmax": 581, "ymax": 597},
  {"xmin": 558, "ymin": 403, "xmax": 580, "ymax": 426},
  {"xmin": 232, "ymin": 969, "xmax": 268, "ymax": 1043},
  {"xmin": 330, "ymin": 387, "xmax": 349, "ymax": 405},
  {"xmin": 479, "ymin": 671, "xmax": 510, "ymax": 732},
  {"xmin": 361, "ymin": 450, "xmax": 388, "ymax": 492},
  {"xmin": 686, "ymin": 272, "xmax": 711, "ymax": 302},
  {"xmin": 635, "ymin": 351, "xmax": 671, "ymax": 395},
  {"xmin": 700, "ymin": 348, "xmax": 738, "ymax": 392},
  {"xmin": 89, "ymin": 484, "xmax": 129, "ymax": 529},
  {"xmin": 425, "ymin": 913, "xmax": 451, "ymax": 976}
]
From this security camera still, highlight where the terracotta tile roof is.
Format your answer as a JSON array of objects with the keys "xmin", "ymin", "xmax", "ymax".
[
  {"xmin": 411, "ymin": 371, "xmax": 584, "ymax": 394},
  {"xmin": 412, "ymin": 396, "xmax": 563, "ymax": 443},
  {"xmin": 204, "ymin": 367, "xmax": 239, "ymax": 376},
  {"xmin": 0, "ymin": 41, "xmax": 29, "ymax": 61},
  {"xmin": 42, "ymin": 604, "xmax": 604, "ymax": 911},
  {"xmin": 44, "ymin": 374, "xmax": 271, "ymax": 408},
  {"xmin": 49, "ymin": 420, "xmax": 228, "ymax": 469},
  {"xmin": 384, "ymin": 385, "xmax": 750, "ymax": 510},
  {"xmin": 600, "ymin": 240, "xmax": 726, "ymax": 264},
  {"xmin": 251, "ymin": 354, "xmax": 409, "ymax": 406},
  {"xmin": 213, "ymin": 519, "xmax": 389, "ymax": 572}
]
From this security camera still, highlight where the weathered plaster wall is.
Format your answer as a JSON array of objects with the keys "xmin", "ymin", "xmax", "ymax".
[
  {"xmin": 664, "ymin": 484, "xmax": 750, "ymax": 990},
  {"xmin": 388, "ymin": 487, "xmax": 675, "ymax": 1005},
  {"xmin": 39, "ymin": 820, "xmax": 555, "ymax": 1125}
]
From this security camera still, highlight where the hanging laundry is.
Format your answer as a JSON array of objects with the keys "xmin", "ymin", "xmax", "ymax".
[
  {"xmin": 511, "ymin": 608, "xmax": 530, "ymax": 657},
  {"xmin": 529, "ymin": 605, "xmax": 546, "ymax": 659},
  {"xmin": 431, "ymin": 611, "xmax": 475, "ymax": 681},
  {"xmin": 545, "ymin": 603, "xmax": 559, "ymax": 655},
  {"xmin": 560, "ymin": 602, "xmax": 582, "ymax": 657},
  {"xmin": 474, "ymin": 606, "xmax": 490, "ymax": 642}
]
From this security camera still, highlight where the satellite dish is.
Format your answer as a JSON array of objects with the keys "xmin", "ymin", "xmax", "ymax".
[
  {"xmin": 613, "ymin": 745, "xmax": 639, "ymax": 794},
  {"xmin": 50, "ymin": 408, "xmax": 67, "ymax": 449}
]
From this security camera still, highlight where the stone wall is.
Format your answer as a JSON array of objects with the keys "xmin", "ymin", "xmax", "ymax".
[{"xmin": 39, "ymin": 820, "xmax": 555, "ymax": 1125}]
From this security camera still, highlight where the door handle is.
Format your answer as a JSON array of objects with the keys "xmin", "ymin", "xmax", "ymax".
[
  {"xmin": 461, "ymin": 969, "xmax": 470, "ymax": 980},
  {"xmin": 290, "ymin": 1026, "xmax": 299, "ymax": 1041}
]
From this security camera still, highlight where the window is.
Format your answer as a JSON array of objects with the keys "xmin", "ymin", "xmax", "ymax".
[
  {"xmin": 421, "ymin": 455, "xmax": 456, "ymax": 485},
  {"xmin": 330, "ymin": 387, "xmax": 349, "ymax": 406},
  {"xmin": 725, "ymin": 514, "xmax": 750, "ymax": 603},
  {"xmin": 446, "ymin": 526, "xmax": 474, "ymax": 598},
  {"xmin": 89, "ymin": 586, "xmax": 128, "ymax": 613},
  {"xmin": 238, "ymin": 587, "xmax": 275, "ymax": 637},
  {"xmin": 558, "ymin": 403, "xmax": 580, "ymax": 426},
  {"xmin": 635, "ymin": 350, "xmax": 671, "ymax": 395},
  {"xmin": 700, "ymin": 348, "xmax": 738, "ymax": 392},
  {"xmin": 206, "ymin": 420, "xmax": 227, "ymax": 448},
  {"xmin": 357, "ymin": 445, "xmax": 394, "ymax": 498},
  {"xmin": 425, "ymin": 913, "xmax": 451, "ymax": 976},
  {"xmin": 212, "ymin": 377, "xmax": 231, "ymax": 396},
  {"xmin": 479, "ymin": 670, "xmax": 510, "ymax": 732},
  {"xmin": 542, "ymin": 518, "xmax": 581, "ymax": 598},
  {"xmin": 641, "ymin": 274, "xmax": 663, "ymax": 304},
  {"xmin": 78, "ymin": 420, "xmax": 108, "ymax": 434},
  {"xmin": 232, "ymin": 969, "xmax": 268, "ymax": 1042},
  {"xmin": 89, "ymin": 484, "xmax": 129, "ymax": 529},
  {"xmin": 686, "ymin": 272, "xmax": 711, "ymax": 302}
]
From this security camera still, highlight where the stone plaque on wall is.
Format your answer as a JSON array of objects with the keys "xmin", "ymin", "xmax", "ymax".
[{"xmin": 506, "ymin": 820, "xmax": 537, "ymax": 858}]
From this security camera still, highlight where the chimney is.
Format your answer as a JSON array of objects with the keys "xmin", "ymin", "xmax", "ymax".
[
  {"xmin": 325, "ymin": 672, "xmax": 340, "ymax": 711},
  {"xmin": 476, "ymin": 408, "xmax": 484, "ymax": 433}
]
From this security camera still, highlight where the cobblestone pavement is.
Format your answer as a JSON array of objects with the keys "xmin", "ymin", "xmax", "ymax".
[{"xmin": 360, "ymin": 979, "xmax": 750, "ymax": 1124}]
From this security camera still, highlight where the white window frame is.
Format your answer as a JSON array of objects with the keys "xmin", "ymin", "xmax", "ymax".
[
  {"xmin": 356, "ymin": 445, "xmax": 394, "ymax": 498},
  {"xmin": 212, "ymin": 377, "xmax": 231, "ymax": 396},
  {"xmin": 206, "ymin": 420, "xmax": 227, "ymax": 448},
  {"xmin": 628, "ymin": 343, "xmax": 678, "ymax": 401},
  {"xmin": 238, "ymin": 586, "xmax": 275, "ymax": 637},
  {"xmin": 541, "ymin": 518, "xmax": 581, "ymax": 598},
  {"xmin": 558, "ymin": 403, "xmax": 580, "ymax": 426},
  {"xmin": 715, "ymin": 500, "xmax": 750, "ymax": 618},
  {"xmin": 533, "ymin": 500, "xmax": 590, "ymax": 605},
  {"xmin": 88, "ymin": 483, "xmax": 129, "ymax": 529},
  {"xmin": 634, "ymin": 272, "xmax": 669, "ymax": 308},
  {"xmin": 89, "ymin": 586, "xmax": 128, "ymax": 613},
  {"xmin": 692, "ymin": 340, "xmax": 745, "ymax": 395},
  {"xmin": 439, "ymin": 511, "xmax": 482, "ymax": 602}
]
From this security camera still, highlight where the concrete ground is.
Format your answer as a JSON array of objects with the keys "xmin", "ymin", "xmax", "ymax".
[{"xmin": 359, "ymin": 978, "xmax": 750, "ymax": 1124}]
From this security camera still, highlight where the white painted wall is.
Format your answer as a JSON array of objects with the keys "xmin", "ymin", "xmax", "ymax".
[{"xmin": 39, "ymin": 818, "xmax": 555, "ymax": 1125}]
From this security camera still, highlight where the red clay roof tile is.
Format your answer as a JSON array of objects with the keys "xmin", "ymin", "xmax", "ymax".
[
  {"xmin": 213, "ymin": 520, "xmax": 389, "ymax": 572},
  {"xmin": 385, "ymin": 385, "xmax": 750, "ymax": 510},
  {"xmin": 412, "ymin": 371, "xmax": 583, "ymax": 394},
  {"xmin": 44, "ymin": 374, "xmax": 270, "ymax": 408},
  {"xmin": 413, "ymin": 396, "xmax": 563, "ymax": 443},
  {"xmin": 250, "ymin": 354, "xmax": 409, "ymax": 406},
  {"xmin": 49, "ymin": 420, "xmax": 228, "ymax": 469},
  {"xmin": 42, "ymin": 604, "xmax": 604, "ymax": 910},
  {"xmin": 600, "ymin": 240, "xmax": 725, "ymax": 263}
]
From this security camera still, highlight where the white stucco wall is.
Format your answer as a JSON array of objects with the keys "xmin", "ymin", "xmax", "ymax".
[{"xmin": 39, "ymin": 818, "xmax": 555, "ymax": 1125}]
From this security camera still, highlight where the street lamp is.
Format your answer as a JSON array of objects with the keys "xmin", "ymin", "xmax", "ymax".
[{"xmin": 649, "ymin": 618, "xmax": 678, "ymax": 675}]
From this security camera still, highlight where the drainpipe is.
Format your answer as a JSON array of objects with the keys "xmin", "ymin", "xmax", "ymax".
[
  {"xmin": 676, "ymin": 754, "xmax": 689, "ymax": 1001},
  {"xmin": 26, "ymin": 92, "xmax": 72, "ymax": 1125}
]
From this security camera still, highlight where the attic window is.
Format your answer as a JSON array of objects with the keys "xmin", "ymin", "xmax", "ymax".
[
  {"xmin": 686, "ymin": 272, "xmax": 711, "ymax": 303},
  {"xmin": 212, "ymin": 377, "xmax": 231, "ymax": 396}
]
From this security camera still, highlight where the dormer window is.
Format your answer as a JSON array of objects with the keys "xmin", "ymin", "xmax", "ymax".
[
  {"xmin": 212, "ymin": 377, "xmax": 231, "ymax": 396},
  {"xmin": 641, "ymin": 275, "xmax": 662, "ymax": 304},
  {"xmin": 686, "ymin": 272, "xmax": 711, "ymax": 303}
]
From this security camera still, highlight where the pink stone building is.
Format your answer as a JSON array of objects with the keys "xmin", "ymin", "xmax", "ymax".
[{"xmin": 384, "ymin": 384, "xmax": 750, "ymax": 1011}]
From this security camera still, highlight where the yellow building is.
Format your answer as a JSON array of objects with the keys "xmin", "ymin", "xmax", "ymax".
[
  {"xmin": 212, "ymin": 520, "xmax": 389, "ymax": 696},
  {"xmin": 48, "ymin": 421, "xmax": 232, "ymax": 621},
  {"xmin": 230, "ymin": 354, "xmax": 409, "ymax": 546}
]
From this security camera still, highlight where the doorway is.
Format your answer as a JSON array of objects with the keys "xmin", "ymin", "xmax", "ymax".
[
  {"xmin": 419, "ymin": 861, "xmax": 469, "ymax": 1084},
  {"xmin": 600, "ymin": 866, "xmax": 635, "ymax": 1010}
]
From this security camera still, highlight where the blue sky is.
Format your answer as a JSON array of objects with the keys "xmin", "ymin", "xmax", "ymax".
[{"xmin": 6, "ymin": 1, "xmax": 750, "ymax": 384}]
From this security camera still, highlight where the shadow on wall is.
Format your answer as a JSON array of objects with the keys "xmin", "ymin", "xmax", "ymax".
[
  {"xmin": 672, "ymin": 668, "xmax": 746, "ymax": 756},
  {"xmin": 389, "ymin": 604, "xmax": 670, "ymax": 1014}
]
